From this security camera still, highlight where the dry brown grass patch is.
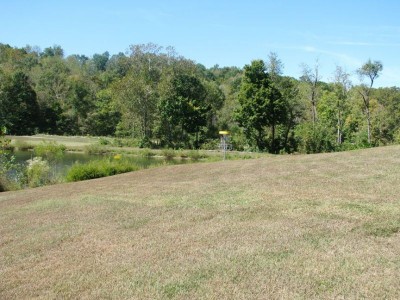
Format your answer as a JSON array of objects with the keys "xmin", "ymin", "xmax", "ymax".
[{"xmin": 1, "ymin": 146, "xmax": 400, "ymax": 298}]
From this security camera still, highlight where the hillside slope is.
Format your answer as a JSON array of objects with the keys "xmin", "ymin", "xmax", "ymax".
[{"xmin": 1, "ymin": 146, "xmax": 400, "ymax": 299}]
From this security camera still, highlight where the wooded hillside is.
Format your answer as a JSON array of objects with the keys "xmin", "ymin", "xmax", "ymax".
[{"xmin": 1, "ymin": 43, "xmax": 399, "ymax": 153}]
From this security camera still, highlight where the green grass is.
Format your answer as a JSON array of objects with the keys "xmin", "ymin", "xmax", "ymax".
[
  {"xmin": 66, "ymin": 158, "xmax": 139, "ymax": 182},
  {"xmin": 1, "ymin": 145, "xmax": 400, "ymax": 298},
  {"xmin": 9, "ymin": 134, "xmax": 98, "ymax": 150},
  {"xmin": 83, "ymin": 143, "xmax": 110, "ymax": 155},
  {"xmin": 12, "ymin": 139, "xmax": 34, "ymax": 151}
]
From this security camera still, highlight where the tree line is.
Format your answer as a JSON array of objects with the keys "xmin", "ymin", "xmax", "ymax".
[{"xmin": 1, "ymin": 42, "xmax": 399, "ymax": 153}]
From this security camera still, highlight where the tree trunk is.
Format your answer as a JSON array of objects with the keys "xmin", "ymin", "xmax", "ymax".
[
  {"xmin": 311, "ymin": 94, "xmax": 317, "ymax": 125},
  {"xmin": 284, "ymin": 112, "xmax": 293, "ymax": 151},
  {"xmin": 256, "ymin": 129, "xmax": 264, "ymax": 151},
  {"xmin": 271, "ymin": 122, "xmax": 276, "ymax": 153},
  {"xmin": 366, "ymin": 107, "xmax": 371, "ymax": 144},
  {"xmin": 359, "ymin": 91, "xmax": 371, "ymax": 144},
  {"xmin": 195, "ymin": 130, "xmax": 199, "ymax": 149},
  {"xmin": 310, "ymin": 75, "xmax": 318, "ymax": 125},
  {"xmin": 337, "ymin": 110, "xmax": 342, "ymax": 144}
]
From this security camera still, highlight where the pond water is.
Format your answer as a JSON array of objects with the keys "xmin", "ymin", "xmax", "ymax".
[{"xmin": 12, "ymin": 150, "xmax": 185, "ymax": 177}]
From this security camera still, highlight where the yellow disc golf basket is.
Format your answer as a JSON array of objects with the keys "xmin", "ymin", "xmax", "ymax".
[{"xmin": 219, "ymin": 131, "xmax": 231, "ymax": 160}]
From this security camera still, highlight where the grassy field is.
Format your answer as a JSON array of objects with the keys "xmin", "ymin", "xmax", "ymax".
[
  {"xmin": 9, "ymin": 134, "xmax": 98, "ymax": 149},
  {"xmin": 1, "ymin": 145, "xmax": 400, "ymax": 299}
]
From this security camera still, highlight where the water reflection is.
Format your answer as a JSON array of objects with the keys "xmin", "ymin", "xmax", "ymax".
[{"xmin": 12, "ymin": 150, "xmax": 185, "ymax": 177}]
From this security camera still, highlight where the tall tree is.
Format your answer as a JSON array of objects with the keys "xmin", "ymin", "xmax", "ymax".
[
  {"xmin": 300, "ymin": 61, "xmax": 321, "ymax": 125},
  {"xmin": 357, "ymin": 59, "xmax": 383, "ymax": 144},
  {"xmin": 266, "ymin": 52, "xmax": 283, "ymax": 81},
  {"xmin": 278, "ymin": 76, "xmax": 301, "ymax": 152},
  {"xmin": 67, "ymin": 75, "xmax": 96, "ymax": 133},
  {"xmin": 202, "ymin": 79, "xmax": 225, "ymax": 139},
  {"xmin": 235, "ymin": 60, "xmax": 286, "ymax": 152},
  {"xmin": 0, "ymin": 71, "xmax": 40, "ymax": 134},
  {"xmin": 83, "ymin": 89, "xmax": 120, "ymax": 136},
  {"xmin": 333, "ymin": 66, "xmax": 351, "ymax": 144},
  {"xmin": 114, "ymin": 72, "xmax": 158, "ymax": 144},
  {"xmin": 32, "ymin": 55, "xmax": 71, "ymax": 133},
  {"xmin": 158, "ymin": 74, "xmax": 208, "ymax": 148},
  {"xmin": 266, "ymin": 53, "xmax": 301, "ymax": 152},
  {"xmin": 368, "ymin": 87, "xmax": 400, "ymax": 145}
]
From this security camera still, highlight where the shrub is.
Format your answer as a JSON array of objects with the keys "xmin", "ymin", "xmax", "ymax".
[
  {"xmin": 98, "ymin": 137, "xmax": 111, "ymax": 145},
  {"xmin": 394, "ymin": 128, "xmax": 400, "ymax": 144},
  {"xmin": 3, "ymin": 141, "xmax": 15, "ymax": 152},
  {"xmin": 0, "ymin": 144, "xmax": 24, "ymax": 191},
  {"xmin": 161, "ymin": 148, "xmax": 176, "ymax": 160},
  {"xmin": 66, "ymin": 158, "xmax": 139, "ymax": 182},
  {"xmin": 34, "ymin": 141, "xmax": 66, "ymax": 162},
  {"xmin": 140, "ymin": 149, "xmax": 156, "ymax": 158},
  {"xmin": 187, "ymin": 150, "xmax": 208, "ymax": 161},
  {"xmin": 0, "ymin": 173, "xmax": 23, "ymax": 191},
  {"xmin": 84, "ymin": 144, "xmax": 109, "ymax": 155},
  {"xmin": 13, "ymin": 140, "xmax": 34, "ymax": 151},
  {"xmin": 138, "ymin": 136, "xmax": 152, "ymax": 148},
  {"xmin": 0, "ymin": 175, "xmax": 9, "ymax": 192},
  {"xmin": 26, "ymin": 157, "xmax": 51, "ymax": 188},
  {"xmin": 112, "ymin": 138, "xmax": 124, "ymax": 147},
  {"xmin": 0, "ymin": 131, "xmax": 23, "ymax": 191},
  {"xmin": 177, "ymin": 150, "xmax": 189, "ymax": 159},
  {"xmin": 1, "ymin": 136, "xmax": 14, "ymax": 151},
  {"xmin": 112, "ymin": 138, "xmax": 140, "ymax": 148},
  {"xmin": 295, "ymin": 122, "xmax": 336, "ymax": 154},
  {"xmin": 200, "ymin": 139, "xmax": 219, "ymax": 150}
]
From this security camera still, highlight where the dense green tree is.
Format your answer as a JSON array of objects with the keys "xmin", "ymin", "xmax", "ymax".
[
  {"xmin": 113, "ymin": 71, "xmax": 158, "ymax": 144},
  {"xmin": 209, "ymin": 65, "xmax": 241, "ymax": 84},
  {"xmin": 32, "ymin": 55, "xmax": 71, "ymax": 133},
  {"xmin": 41, "ymin": 45, "xmax": 64, "ymax": 58},
  {"xmin": 266, "ymin": 53, "xmax": 301, "ymax": 152},
  {"xmin": 341, "ymin": 87, "xmax": 369, "ymax": 147},
  {"xmin": 202, "ymin": 80, "xmax": 225, "ymax": 139},
  {"xmin": 295, "ymin": 121, "xmax": 336, "ymax": 153},
  {"xmin": 213, "ymin": 66, "xmax": 243, "ymax": 150},
  {"xmin": 68, "ymin": 54, "xmax": 89, "ymax": 66},
  {"xmin": 106, "ymin": 52, "xmax": 131, "ymax": 78},
  {"xmin": 370, "ymin": 87, "xmax": 400, "ymax": 145},
  {"xmin": 158, "ymin": 74, "xmax": 208, "ymax": 148},
  {"xmin": 235, "ymin": 60, "xmax": 287, "ymax": 152},
  {"xmin": 0, "ymin": 71, "xmax": 40, "ymax": 134},
  {"xmin": 111, "ymin": 44, "xmax": 172, "ymax": 145},
  {"xmin": 83, "ymin": 89, "xmax": 120, "ymax": 136},
  {"xmin": 67, "ymin": 75, "xmax": 96, "ymax": 133},
  {"xmin": 91, "ymin": 52, "xmax": 109, "ymax": 72},
  {"xmin": 0, "ymin": 44, "xmax": 35, "ymax": 73},
  {"xmin": 277, "ymin": 76, "xmax": 302, "ymax": 152}
]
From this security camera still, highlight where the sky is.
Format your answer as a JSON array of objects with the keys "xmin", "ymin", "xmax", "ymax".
[{"xmin": 1, "ymin": 0, "xmax": 400, "ymax": 87}]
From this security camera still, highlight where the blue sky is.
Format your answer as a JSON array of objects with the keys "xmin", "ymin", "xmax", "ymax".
[{"xmin": 1, "ymin": 0, "xmax": 400, "ymax": 87}]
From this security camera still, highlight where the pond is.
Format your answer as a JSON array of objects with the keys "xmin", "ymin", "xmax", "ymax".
[{"xmin": 12, "ymin": 150, "xmax": 186, "ymax": 178}]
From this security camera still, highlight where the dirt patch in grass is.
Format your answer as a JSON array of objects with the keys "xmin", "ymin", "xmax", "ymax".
[{"xmin": 1, "ymin": 146, "xmax": 400, "ymax": 298}]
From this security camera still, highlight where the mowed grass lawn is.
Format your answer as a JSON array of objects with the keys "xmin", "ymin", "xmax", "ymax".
[
  {"xmin": 9, "ymin": 134, "xmax": 99, "ymax": 148},
  {"xmin": 1, "ymin": 146, "xmax": 400, "ymax": 299}
]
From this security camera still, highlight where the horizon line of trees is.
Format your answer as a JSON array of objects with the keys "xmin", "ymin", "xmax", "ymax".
[{"xmin": 1, "ymin": 42, "xmax": 400, "ymax": 153}]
